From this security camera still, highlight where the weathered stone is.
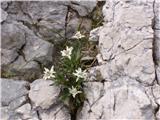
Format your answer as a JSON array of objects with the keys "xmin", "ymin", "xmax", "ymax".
[
  {"xmin": 152, "ymin": 84, "xmax": 160, "ymax": 105},
  {"xmin": 1, "ymin": 78, "xmax": 29, "ymax": 106},
  {"xmin": 1, "ymin": 48, "xmax": 19, "ymax": 66},
  {"xmin": 156, "ymin": 109, "xmax": 160, "ymax": 120},
  {"xmin": 69, "ymin": 1, "xmax": 97, "ymax": 17},
  {"xmin": 1, "ymin": 8, "xmax": 8, "ymax": 22},
  {"xmin": 154, "ymin": 0, "xmax": 160, "ymax": 84},
  {"xmin": 1, "ymin": 22, "xmax": 54, "ymax": 80},
  {"xmin": 78, "ymin": 0, "xmax": 159, "ymax": 119},
  {"xmin": 22, "ymin": 26, "xmax": 54, "ymax": 65},
  {"xmin": 66, "ymin": 11, "xmax": 92, "ymax": 38},
  {"xmin": 157, "ymin": 66, "xmax": 160, "ymax": 84},
  {"xmin": 29, "ymin": 79, "xmax": 60, "ymax": 109},
  {"xmin": 89, "ymin": 27, "xmax": 102, "ymax": 42},
  {"xmin": 39, "ymin": 103, "xmax": 71, "ymax": 120},
  {"xmin": 8, "ymin": 96, "xmax": 28, "ymax": 110},
  {"xmin": 16, "ymin": 103, "xmax": 39, "ymax": 120},
  {"xmin": 1, "ymin": 22, "xmax": 26, "ymax": 50},
  {"xmin": 1, "ymin": 107, "xmax": 10, "ymax": 120},
  {"xmin": 154, "ymin": 0, "xmax": 160, "ymax": 30},
  {"xmin": 98, "ymin": 0, "xmax": 155, "ymax": 85},
  {"xmin": 77, "ymin": 78, "xmax": 155, "ymax": 120}
]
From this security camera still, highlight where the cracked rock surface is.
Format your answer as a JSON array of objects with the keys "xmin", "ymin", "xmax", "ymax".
[
  {"xmin": 1, "ymin": 0, "xmax": 160, "ymax": 120},
  {"xmin": 1, "ymin": 1, "xmax": 95, "ymax": 81},
  {"xmin": 77, "ymin": 0, "xmax": 160, "ymax": 120},
  {"xmin": 1, "ymin": 78, "xmax": 71, "ymax": 120},
  {"xmin": 29, "ymin": 79, "xmax": 60, "ymax": 109}
]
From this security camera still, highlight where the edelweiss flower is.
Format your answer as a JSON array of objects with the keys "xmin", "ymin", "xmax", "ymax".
[
  {"xmin": 73, "ymin": 68, "xmax": 87, "ymax": 82},
  {"xmin": 61, "ymin": 46, "xmax": 73, "ymax": 59},
  {"xmin": 72, "ymin": 31, "xmax": 85, "ymax": 39},
  {"xmin": 69, "ymin": 86, "xmax": 82, "ymax": 98},
  {"xmin": 43, "ymin": 66, "xmax": 56, "ymax": 80}
]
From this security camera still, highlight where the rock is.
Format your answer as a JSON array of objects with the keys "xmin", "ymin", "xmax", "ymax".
[
  {"xmin": 1, "ymin": 48, "xmax": 19, "ymax": 66},
  {"xmin": 8, "ymin": 96, "xmax": 28, "ymax": 110},
  {"xmin": 98, "ymin": 0, "xmax": 155, "ymax": 85},
  {"xmin": 16, "ymin": 103, "xmax": 39, "ymax": 120},
  {"xmin": 89, "ymin": 27, "xmax": 102, "ymax": 42},
  {"xmin": 1, "ymin": 107, "xmax": 10, "ymax": 120},
  {"xmin": 77, "ymin": 78, "xmax": 155, "ymax": 120},
  {"xmin": 1, "ymin": 22, "xmax": 26, "ymax": 50},
  {"xmin": 154, "ymin": 0, "xmax": 160, "ymax": 30},
  {"xmin": 29, "ymin": 79, "xmax": 60, "ymax": 109},
  {"xmin": 157, "ymin": 66, "xmax": 160, "ymax": 84},
  {"xmin": 39, "ymin": 103, "xmax": 71, "ymax": 120},
  {"xmin": 66, "ymin": 11, "xmax": 92, "ymax": 38},
  {"xmin": 5, "ymin": 1, "xmax": 68, "ymax": 43},
  {"xmin": 1, "ymin": 78, "xmax": 29, "ymax": 106},
  {"xmin": 152, "ymin": 84, "xmax": 160, "ymax": 105},
  {"xmin": 78, "ymin": 0, "xmax": 159, "ymax": 119},
  {"xmin": 22, "ymin": 25, "xmax": 54, "ymax": 65},
  {"xmin": 1, "ymin": 22, "xmax": 54, "ymax": 80},
  {"xmin": 1, "ymin": 1, "xmax": 96, "ymax": 80},
  {"xmin": 1, "ymin": 78, "xmax": 30, "ymax": 120},
  {"xmin": 154, "ymin": 0, "xmax": 160, "ymax": 84},
  {"xmin": 69, "ymin": 1, "xmax": 97, "ymax": 17},
  {"xmin": 156, "ymin": 109, "xmax": 160, "ymax": 120},
  {"xmin": 1, "ymin": 8, "xmax": 8, "ymax": 22}
]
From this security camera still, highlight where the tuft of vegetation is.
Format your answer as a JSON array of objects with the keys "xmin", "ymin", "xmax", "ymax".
[
  {"xmin": 90, "ymin": 1, "xmax": 105, "ymax": 29},
  {"xmin": 43, "ymin": 31, "xmax": 89, "ymax": 119}
]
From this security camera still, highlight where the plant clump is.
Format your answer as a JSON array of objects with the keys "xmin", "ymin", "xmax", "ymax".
[{"xmin": 43, "ymin": 31, "xmax": 88, "ymax": 118}]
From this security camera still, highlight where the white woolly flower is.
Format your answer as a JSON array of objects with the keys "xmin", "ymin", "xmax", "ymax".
[
  {"xmin": 69, "ymin": 86, "xmax": 82, "ymax": 98},
  {"xmin": 43, "ymin": 66, "xmax": 56, "ymax": 80},
  {"xmin": 73, "ymin": 68, "xmax": 87, "ymax": 82},
  {"xmin": 72, "ymin": 31, "xmax": 85, "ymax": 39},
  {"xmin": 61, "ymin": 46, "xmax": 73, "ymax": 59}
]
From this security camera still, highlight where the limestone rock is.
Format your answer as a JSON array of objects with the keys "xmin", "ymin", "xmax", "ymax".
[
  {"xmin": 77, "ymin": 78, "xmax": 155, "ymax": 120},
  {"xmin": 29, "ymin": 79, "xmax": 60, "ymax": 109},
  {"xmin": 157, "ymin": 66, "xmax": 160, "ymax": 84},
  {"xmin": 1, "ymin": 49, "xmax": 19, "ymax": 66},
  {"xmin": 1, "ymin": 22, "xmax": 54, "ymax": 80},
  {"xmin": 89, "ymin": 27, "xmax": 102, "ymax": 42},
  {"xmin": 69, "ymin": 1, "xmax": 97, "ymax": 17},
  {"xmin": 152, "ymin": 84, "xmax": 160, "ymax": 105},
  {"xmin": 1, "ymin": 8, "xmax": 8, "ymax": 22},
  {"xmin": 1, "ymin": 78, "xmax": 29, "ymax": 106},
  {"xmin": 156, "ymin": 109, "xmax": 160, "ymax": 120},
  {"xmin": 98, "ymin": 0, "xmax": 155, "ymax": 85},
  {"xmin": 66, "ymin": 11, "xmax": 92, "ymax": 38},
  {"xmin": 1, "ymin": 22, "xmax": 26, "ymax": 50},
  {"xmin": 1, "ymin": 78, "xmax": 30, "ymax": 120},
  {"xmin": 154, "ymin": 0, "xmax": 160, "ymax": 84},
  {"xmin": 16, "ymin": 103, "xmax": 39, "ymax": 120},
  {"xmin": 78, "ymin": 0, "xmax": 159, "ymax": 119},
  {"xmin": 39, "ymin": 103, "xmax": 71, "ymax": 120}
]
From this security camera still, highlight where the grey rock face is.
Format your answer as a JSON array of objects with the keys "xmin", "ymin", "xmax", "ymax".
[
  {"xmin": 1, "ymin": 78, "xmax": 71, "ymax": 120},
  {"xmin": 78, "ymin": 78, "xmax": 155, "ymax": 120},
  {"xmin": 1, "ymin": 78, "xmax": 29, "ymax": 120},
  {"xmin": 1, "ymin": 1, "xmax": 96, "ymax": 80},
  {"xmin": 1, "ymin": 78, "xmax": 29, "ymax": 106},
  {"xmin": 1, "ymin": 1, "xmax": 160, "ymax": 120},
  {"xmin": 39, "ymin": 103, "xmax": 71, "ymax": 120},
  {"xmin": 100, "ymin": 0, "xmax": 155, "ymax": 85},
  {"xmin": 1, "ymin": 22, "xmax": 53, "ymax": 80},
  {"xmin": 69, "ymin": 1, "xmax": 97, "ymax": 17},
  {"xmin": 1, "ymin": 8, "xmax": 8, "ymax": 22},
  {"xmin": 29, "ymin": 79, "xmax": 60, "ymax": 109},
  {"xmin": 16, "ymin": 103, "xmax": 39, "ymax": 120},
  {"xmin": 154, "ymin": 0, "xmax": 160, "ymax": 84},
  {"xmin": 77, "ymin": 0, "xmax": 160, "ymax": 119},
  {"xmin": 89, "ymin": 27, "xmax": 102, "ymax": 42}
]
